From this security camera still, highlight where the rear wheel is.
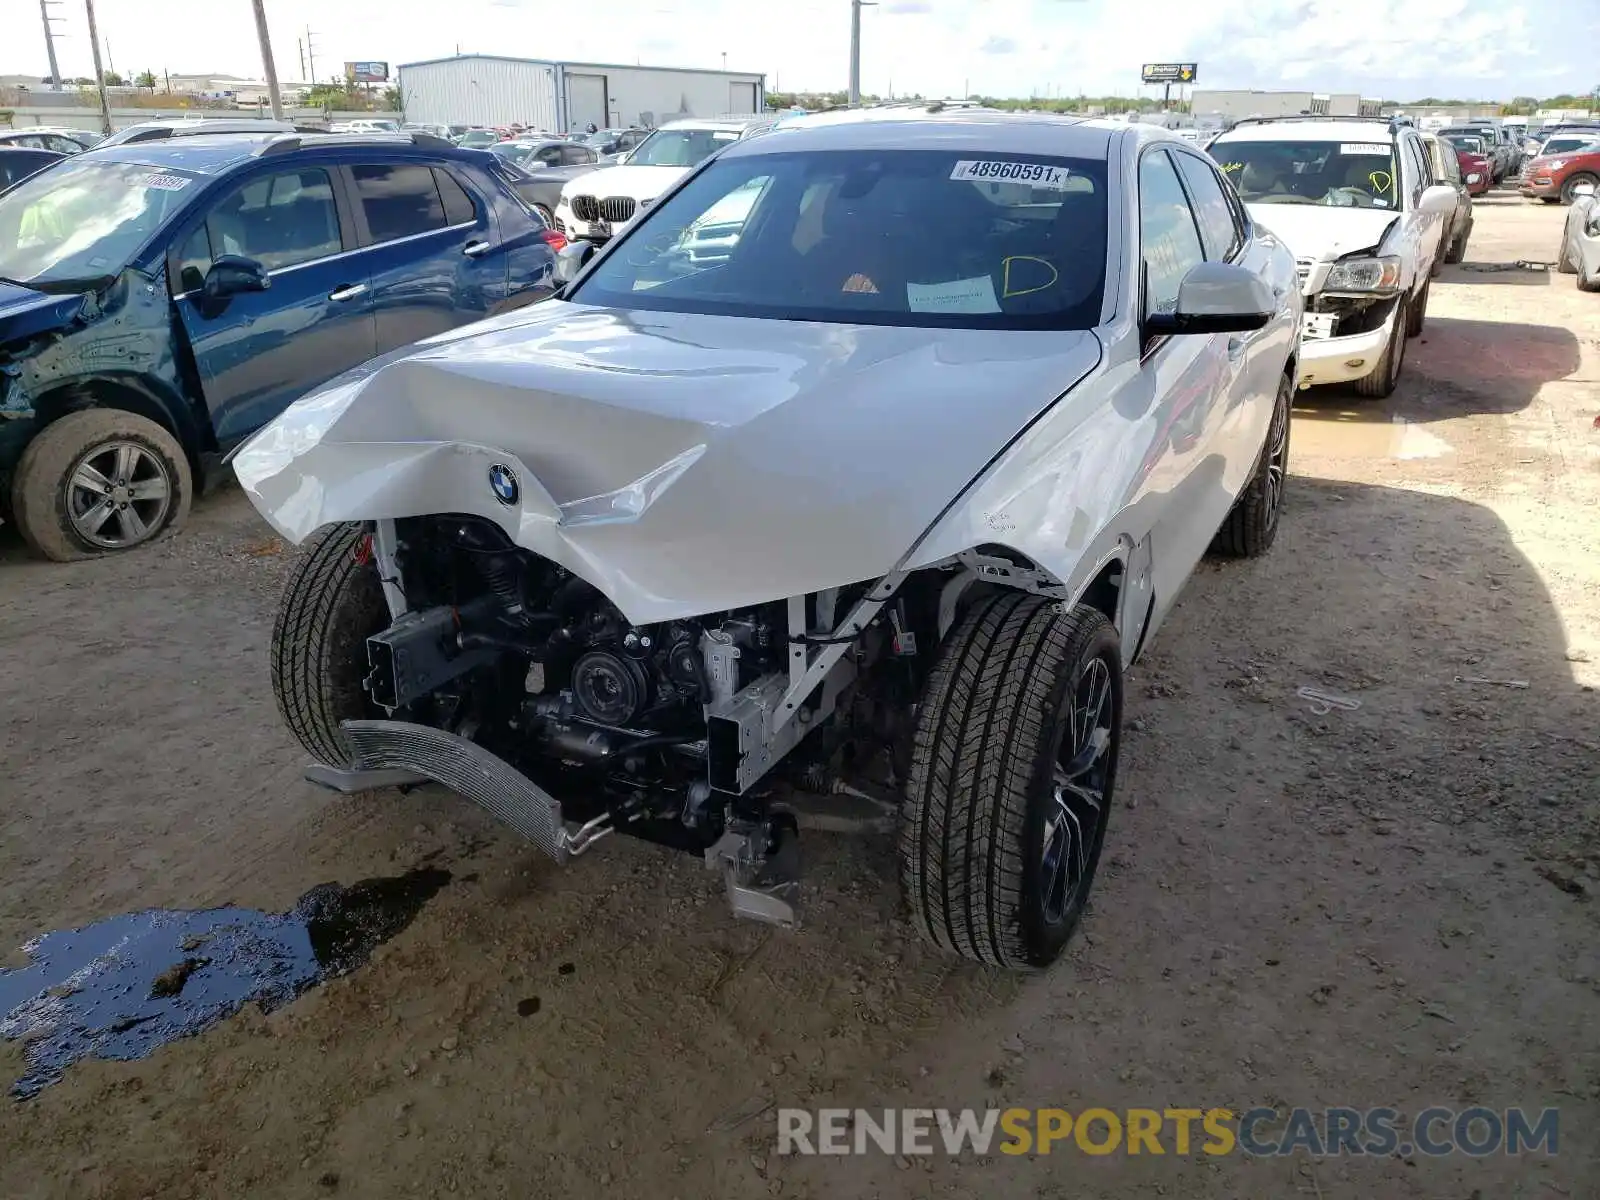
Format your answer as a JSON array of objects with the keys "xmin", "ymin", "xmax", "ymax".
[
  {"xmin": 1558, "ymin": 230, "xmax": 1578, "ymax": 273},
  {"xmin": 534, "ymin": 203, "xmax": 555, "ymax": 226},
  {"xmin": 271, "ymin": 522, "xmax": 390, "ymax": 765},
  {"xmin": 9, "ymin": 409, "xmax": 192, "ymax": 561},
  {"xmin": 1353, "ymin": 296, "xmax": 1408, "ymax": 399},
  {"xmin": 1445, "ymin": 222, "xmax": 1470, "ymax": 264},
  {"xmin": 902, "ymin": 594, "xmax": 1121, "ymax": 970}
]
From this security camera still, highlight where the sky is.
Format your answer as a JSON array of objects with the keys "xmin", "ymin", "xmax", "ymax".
[{"xmin": 4, "ymin": 0, "xmax": 1594, "ymax": 101}]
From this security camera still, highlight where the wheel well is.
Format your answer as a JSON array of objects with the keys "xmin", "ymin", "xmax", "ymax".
[
  {"xmin": 30, "ymin": 379, "xmax": 201, "ymax": 470},
  {"xmin": 1076, "ymin": 559, "xmax": 1122, "ymax": 626}
]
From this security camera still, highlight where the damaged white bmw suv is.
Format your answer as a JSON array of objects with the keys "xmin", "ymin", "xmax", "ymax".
[
  {"xmin": 235, "ymin": 111, "xmax": 1301, "ymax": 969},
  {"xmin": 1208, "ymin": 116, "xmax": 1456, "ymax": 397}
]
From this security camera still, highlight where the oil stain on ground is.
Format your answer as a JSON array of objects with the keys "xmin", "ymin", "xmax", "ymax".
[{"xmin": 0, "ymin": 868, "xmax": 449, "ymax": 1098}]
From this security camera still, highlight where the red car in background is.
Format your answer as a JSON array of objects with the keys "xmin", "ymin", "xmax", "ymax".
[
  {"xmin": 1519, "ymin": 137, "xmax": 1600, "ymax": 204},
  {"xmin": 1439, "ymin": 132, "xmax": 1494, "ymax": 195}
]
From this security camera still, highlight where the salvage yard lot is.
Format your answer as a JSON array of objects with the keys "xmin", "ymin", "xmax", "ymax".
[{"xmin": 1, "ymin": 194, "xmax": 1597, "ymax": 1199}]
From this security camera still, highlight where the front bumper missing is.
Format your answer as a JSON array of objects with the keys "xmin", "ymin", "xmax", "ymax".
[
  {"xmin": 324, "ymin": 719, "xmax": 612, "ymax": 863},
  {"xmin": 305, "ymin": 719, "xmax": 805, "ymax": 928}
]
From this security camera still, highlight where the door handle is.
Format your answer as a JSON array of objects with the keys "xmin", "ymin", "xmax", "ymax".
[
  {"xmin": 328, "ymin": 283, "xmax": 368, "ymax": 302},
  {"xmin": 463, "ymin": 240, "xmax": 494, "ymax": 258}
]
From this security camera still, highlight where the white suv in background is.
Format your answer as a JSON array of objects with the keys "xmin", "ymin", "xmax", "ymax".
[
  {"xmin": 556, "ymin": 116, "xmax": 773, "ymax": 243},
  {"xmin": 1207, "ymin": 116, "xmax": 1457, "ymax": 397}
]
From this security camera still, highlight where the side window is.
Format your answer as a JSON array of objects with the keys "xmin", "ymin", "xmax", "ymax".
[
  {"xmin": 1403, "ymin": 138, "xmax": 1428, "ymax": 204},
  {"xmin": 534, "ymin": 146, "xmax": 563, "ymax": 167},
  {"xmin": 433, "ymin": 168, "xmax": 476, "ymax": 225},
  {"xmin": 350, "ymin": 163, "xmax": 447, "ymax": 243},
  {"xmin": 204, "ymin": 167, "xmax": 342, "ymax": 272},
  {"xmin": 45, "ymin": 136, "xmax": 77, "ymax": 154},
  {"xmin": 174, "ymin": 224, "xmax": 213, "ymax": 294},
  {"xmin": 563, "ymin": 144, "xmax": 596, "ymax": 165},
  {"xmin": 1433, "ymin": 143, "xmax": 1461, "ymax": 184},
  {"xmin": 1139, "ymin": 149, "xmax": 1206, "ymax": 319},
  {"xmin": 1173, "ymin": 152, "xmax": 1241, "ymax": 261}
]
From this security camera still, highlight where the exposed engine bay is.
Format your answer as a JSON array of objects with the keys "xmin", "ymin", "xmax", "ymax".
[
  {"xmin": 1301, "ymin": 292, "xmax": 1399, "ymax": 340},
  {"xmin": 330, "ymin": 515, "xmax": 992, "ymax": 922}
]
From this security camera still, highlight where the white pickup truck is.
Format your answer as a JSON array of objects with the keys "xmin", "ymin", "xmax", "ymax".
[{"xmin": 1208, "ymin": 117, "xmax": 1456, "ymax": 397}]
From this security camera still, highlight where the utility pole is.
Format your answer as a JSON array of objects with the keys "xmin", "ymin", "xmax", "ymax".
[
  {"xmin": 38, "ymin": 0, "xmax": 63, "ymax": 90},
  {"xmin": 83, "ymin": 0, "xmax": 113, "ymax": 134},
  {"xmin": 848, "ymin": 0, "xmax": 876, "ymax": 106},
  {"xmin": 250, "ymin": 0, "xmax": 285, "ymax": 120},
  {"xmin": 298, "ymin": 38, "xmax": 306, "ymax": 82},
  {"xmin": 305, "ymin": 26, "xmax": 317, "ymax": 86}
]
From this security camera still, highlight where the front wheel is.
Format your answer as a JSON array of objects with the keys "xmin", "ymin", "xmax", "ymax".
[
  {"xmin": 9, "ymin": 409, "xmax": 192, "ymax": 561},
  {"xmin": 270, "ymin": 523, "xmax": 390, "ymax": 766},
  {"xmin": 1352, "ymin": 296, "xmax": 1408, "ymax": 399},
  {"xmin": 1445, "ymin": 223, "xmax": 1470, "ymax": 265},
  {"xmin": 902, "ymin": 594, "xmax": 1122, "ymax": 969},
  {"xmin": 1561, "ymin": 174, "xmax": 1598, "ymax": 206},
  {"xmin": 1406, "ymin": 279, "xmax": 1429, "ymax": 337}
]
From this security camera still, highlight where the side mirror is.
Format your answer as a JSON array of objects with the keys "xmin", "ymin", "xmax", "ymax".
[
  {"xmin": 1419, "ymin": 184, "xmax": 1458, "ymax": 216},
  {"xmin": 1572, "ymin": 181, "xmax": 1597, "ymax": 199},
  {"xmin": 203, "ymin": 254, "xmax": 270, "ymax": 300},
  {"xmin": 553, "ymin": 239, "xmax": 595, "ymax": 285},
  {"xmin": 1144, "ymin": 262, "xmax": 1274, "ymax": 337}
]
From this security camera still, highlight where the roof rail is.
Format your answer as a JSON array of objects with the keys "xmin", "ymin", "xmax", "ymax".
[
  {"xmin": 1224, "ymin": 114, "xmax": 1393, "ymax": 130},
  {"xmin": 256, "ymin": 130, "xmax": 459, "ymax": 157}
]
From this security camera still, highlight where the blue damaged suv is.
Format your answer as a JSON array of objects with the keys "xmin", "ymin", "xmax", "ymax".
[{"xmin": 0, "ymin": 131, "xmax": 564, "ymax": 559}]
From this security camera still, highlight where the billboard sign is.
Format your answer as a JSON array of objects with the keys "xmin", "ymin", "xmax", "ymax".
[
  {"xmin": 344, "ymin": 61, "xmax": 390, "ymax": 83},
  {"xmin": 1141, "ymin": 63, "xmax": 1198, "ymax": 84}
]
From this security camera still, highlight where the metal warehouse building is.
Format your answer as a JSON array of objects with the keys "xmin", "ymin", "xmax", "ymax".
[
  {"xmin": 397, "ymin": 54, "xmax": 765, "ymax": 133},
  {"xmin": 1190, "ymin": 89, "xmax": 1383, "ymax": 120}
]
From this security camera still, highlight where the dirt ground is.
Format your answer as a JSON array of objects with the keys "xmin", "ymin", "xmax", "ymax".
[{"xmin": 1, "ymin": 193, "xmax": 1597, "ymax": 1199}]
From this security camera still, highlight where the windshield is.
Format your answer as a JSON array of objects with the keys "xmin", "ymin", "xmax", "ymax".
[
  {"xmin": 459, "ymin": 130, "xmax": 498, "ymax": 147},
  {"xmin": 572, "ymin": 149, "xmax": 1108, "ymax": 330},
  {"xmin": 626, "ymin": 127, "xmax": 743, "ymax": 168},
  {"xmin": 1540, "ymin": 137, "xmax": 1598, "ymax": 157},
  {"xmin": 1443, "ymin": 134, "xmax": 1484, "ymax": 154},
  {"xmin": 0, "ymin": 158, "xmax": 196, "ymax": 287},
  {"xmin": 1213, "ymin": 139, "xmax": 1399, "ymax": 209}
]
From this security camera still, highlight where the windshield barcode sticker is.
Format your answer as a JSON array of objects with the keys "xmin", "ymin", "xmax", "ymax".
[
  {"xmin": 950, "ymin": 160, "xmax": 1070, "ymax": 187},
  {"xmin": 143, "ymin": 173, "xmax": 192, "ymax": 191},
  {"xmin": 1340, "ymin": 143, "xmax": 1391, "ymax": 156}
]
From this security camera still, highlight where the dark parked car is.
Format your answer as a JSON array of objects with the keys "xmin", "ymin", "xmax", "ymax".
[
  {"xmin": 0, "ymin": 132, "xmax": 564, "ymax": 559},
  {"xmin": 0, "ymin": 128, "xmax": 100, "ymax": 154},
  {"xmin": 488, "ymin": 138, "xmax": 598, "ymax": 170},
  {"xmin": 500, "ymin": 160, "xmax": 603, "ymax": 224},
  {"xmin": 578, "ymin": 127, "xmax": 649, "ymax": 160},
  {"xmin": 0, "ymin": 146, "xmax": 65, "ymax": 189}
]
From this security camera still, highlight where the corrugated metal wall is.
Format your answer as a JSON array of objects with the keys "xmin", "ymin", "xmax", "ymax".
[
  {"xmin": 578, "ymin": 66, "xmax": 765, "ymax": 127},
  {"xmin": 398, "ymin": 58, "xmax": 559, "ymax": 130}
]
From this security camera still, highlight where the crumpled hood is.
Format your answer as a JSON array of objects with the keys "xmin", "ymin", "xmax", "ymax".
[
  {"xmin": 561, "ymin": 163, "xmax": 688, "ymax": 202},
  {"xmin": 1244, "ymin": 206, "xmax": 1399, "ymax": 262},
  {"xmin": 234, "ymin": 302, "xmax": 1103, "ymax": 624},
  {"xmin": 0, "ymin": 281, "xmax": 88, "ymax": 345}
]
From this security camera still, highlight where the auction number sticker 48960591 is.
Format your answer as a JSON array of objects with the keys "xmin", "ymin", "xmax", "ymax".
[{"xmin": 951, "ymin": 160, "xmax": 1071, "ymax": 188}]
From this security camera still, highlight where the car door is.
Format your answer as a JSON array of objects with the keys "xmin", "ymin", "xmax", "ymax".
[
  {"xmin": 1401, "ymin": 135, "xmax": 1444, "ymax": 271},
  {"xmin": 172, "ymin": 164, "xmax": 377, "ymax": 447},
  {"xmin": 1135, "ymin": 148, "xmax": 1236, "ymax": 611},
  {"xmin": 343, "ymin": 160, "xmax": 502, "ymax": 353},
  {"xmin": 1427, "ymin": 138, "xmax": 1469, "ymax": 240},
  {"xmin": 1171, "ymin": 148, "xmax": 1279, "ymax": 496}
]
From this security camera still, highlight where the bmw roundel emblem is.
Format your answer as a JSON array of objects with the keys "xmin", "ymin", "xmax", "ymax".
[{"xmin": 488, "ymin": 463, "xmax": 520, "ymax": 506}]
